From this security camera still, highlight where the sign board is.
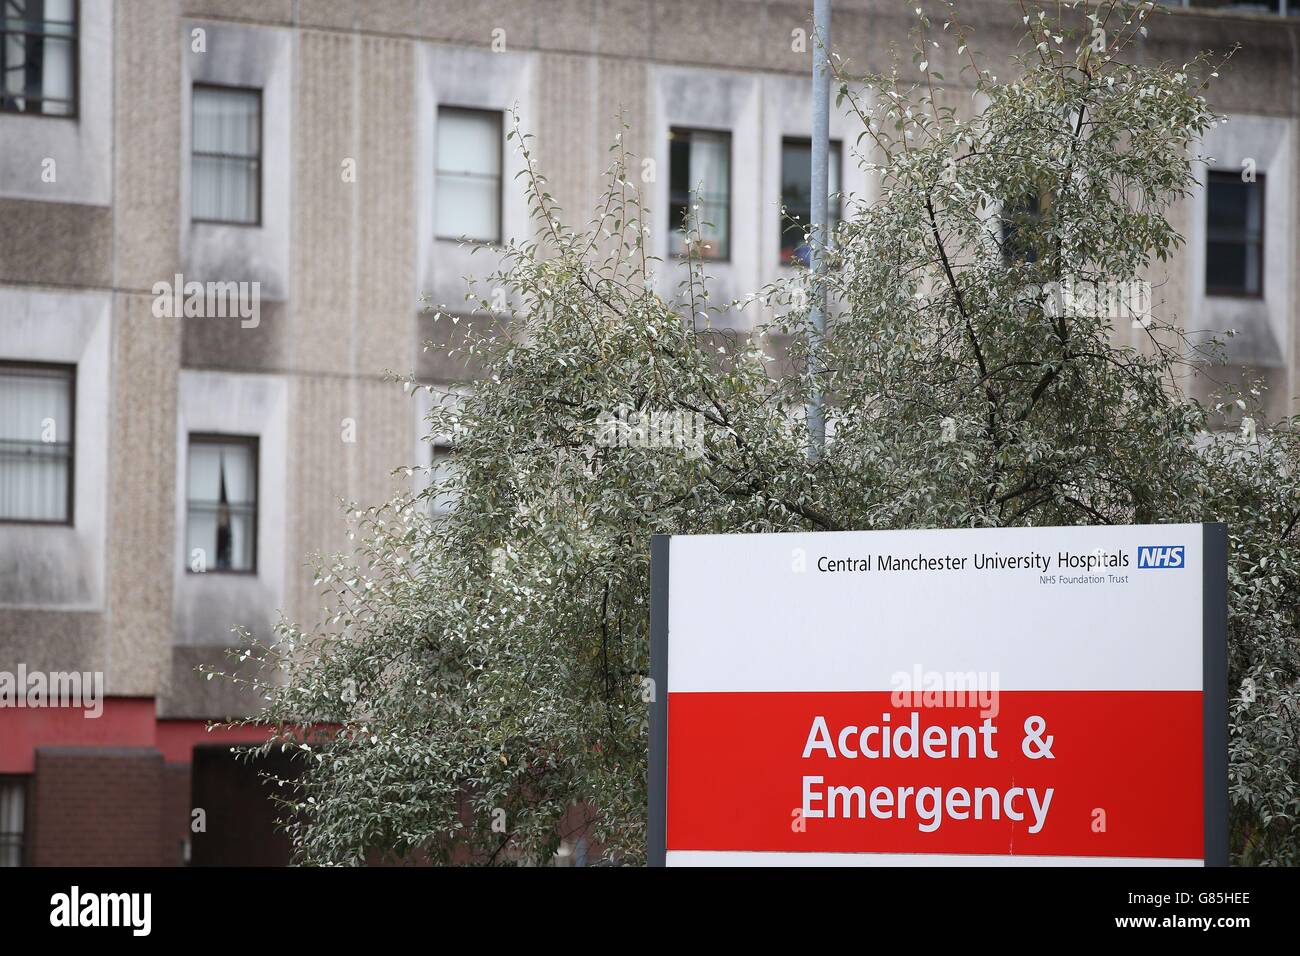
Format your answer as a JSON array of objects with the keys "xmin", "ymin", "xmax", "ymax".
[{"xmin": 648, "ymin": 523, "xmax": 1227, "ymax": 866}]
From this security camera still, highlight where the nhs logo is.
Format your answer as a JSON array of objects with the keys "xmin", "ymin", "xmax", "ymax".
[{"xmin": 1137, "ymin": 545, "xmax": 1185, "ymax": 569}]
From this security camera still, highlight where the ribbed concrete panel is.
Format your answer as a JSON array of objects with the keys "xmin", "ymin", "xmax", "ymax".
[
  {"xmin": 357, "ymin": 34, "xmax": 418, "ymax": 376},
  {"xmin": 114, "ymin": 0, "xmax": 181, "ymax": 291},
  {"xmin": 536, "ymin": 52, "xmax": 596, "ymax": 228},
  {"xmin": 292, "ymin": 29, "xmax": 357, "ymax": 376},
  {"xmin": 107, "ymin": 294, "xmax": 180, "ymax": 697},
  {"xmin": 285, "ymin": 374, "xmax": 345, "ymax": 625},
  {"xmin": 359, "ymin": 379, "xmax": 415, "ymax": 503},
  {"xmin": 285, "ymin": 374, "xmax": 414, "ymax": 624},
  {"xmin": 597, "ymin": 56, "xmax": 650, "ymax": 185}
]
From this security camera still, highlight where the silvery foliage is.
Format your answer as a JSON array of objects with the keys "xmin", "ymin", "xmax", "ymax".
[{"xmin": 227, "ymin": 2, "xmax": 1300, "ymax": 865}]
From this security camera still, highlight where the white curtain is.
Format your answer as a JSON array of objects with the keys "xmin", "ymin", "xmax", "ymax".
[
  {"xmin": 186, "ymin": 440, "xmax": 256, "ymax": 571},
  {"xmin": 0, "ymin": 366, "xmax": 72, "ymax": 522},
  {"xmin": 436, "ymin": 108, "xmax": 502, "ymax": 242},
  {"xmin": 192, "ymin": 87, "xmax": 261, "ymax": 223},
  {"xmin": 689, "ymin": 133, "xmax": 730, "ymax": 257},
  {"xmin": 40, "ymin": 0, "xmax": 73, "ymax": 110}
]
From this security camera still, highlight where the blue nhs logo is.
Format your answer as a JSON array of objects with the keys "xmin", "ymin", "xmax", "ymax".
[{"xmin": 1137, "ymin": 545, "xmax": 1185, "ymax": 569}]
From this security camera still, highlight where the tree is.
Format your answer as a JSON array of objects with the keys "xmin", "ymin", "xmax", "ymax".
[{"xmin": 228, "ymin": 1, "xmax": 1300, "ymax": 865}]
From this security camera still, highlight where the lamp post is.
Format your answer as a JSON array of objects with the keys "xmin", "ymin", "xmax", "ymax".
[{"xmin": 807, "ymin": 0, "xmax": 831, "ymax": 457}]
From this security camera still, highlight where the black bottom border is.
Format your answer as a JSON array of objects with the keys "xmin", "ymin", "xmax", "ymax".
[{"xmin": 1, "ymin": 864, "xmax": 1280, "ymax": 940}]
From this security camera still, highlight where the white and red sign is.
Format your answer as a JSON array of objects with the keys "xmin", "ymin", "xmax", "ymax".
[{"xmin": 648, "ymin": 523, "xmax": 1227, "ymax": 866}]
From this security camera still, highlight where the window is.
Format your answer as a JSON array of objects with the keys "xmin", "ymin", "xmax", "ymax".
[
  {"xmin": 192, "ymin": 85, "xmax": 262, "ymax": 225},
  {"xmin": 436, "ymin": 107, "xmax": 502, "ymax": 243},
  {"xmin": 669, "ymin": 128, "xmax": 731, "ymax": 260},
  {"xmin": 1001, "ymin": 192, "xmax": 1044, "ymax": 264},
  {"xmin": 0, "ymin": 361, "xmax": 73, "ymax": 524},
  {"xmin": 1206, "ymin": 171, "xmax": 1264, "ymax": 297},
  {"xmin": 780, "ymin": 137, "xmax": 841, "ymax": 266},
  {"xmin": 0, "ymin": 777, "xmax": 25, "ymax": 867},
  {"xmin": 186, "ymin": 435, "xmax": 257, "ymax": 573},
  {"xmin": 0, "ymin": 0, "xmax": 76, "ymax": 116},
  {"xmin": 428, "ymin": 440, "xmax": 456, "ymax": 516}
]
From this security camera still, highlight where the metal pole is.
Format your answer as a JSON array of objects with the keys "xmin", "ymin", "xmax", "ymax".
[{"xmin": 807, "ymin": 0, "xmax": 831, "ymax": 457}]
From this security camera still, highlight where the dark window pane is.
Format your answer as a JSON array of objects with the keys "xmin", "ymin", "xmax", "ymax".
[
  {"xmin": 1206, "ymin": 171, "xmax": 1263, "ymax": 296},
  {"xmin": 780, "ymin": 138, "xmax": 841, "ymax": 265},
  {"xmin": 781, "ymin": 140, "xmax": 812, "ymax": 264},
  {"xmin": 669, "ymin": 136, "xmax": 691, "ymax": 199},
  {"xmin": 1206, "ymin": 242, "xmax": 1247, "ymax": 292},
  {"xmin": 1001, "ymin": 193, "xmax": 1041, "ymax": 264}
]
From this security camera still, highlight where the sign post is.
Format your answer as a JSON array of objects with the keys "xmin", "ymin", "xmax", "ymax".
[{"xmin": 648, "ymin": 523, "xmax": 1227, "ymax": 865}]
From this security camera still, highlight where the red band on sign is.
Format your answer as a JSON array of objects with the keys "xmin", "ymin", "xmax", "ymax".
[{"xmin": 666, "ymin": 690, "xmax": 1203, "ymax": 859}]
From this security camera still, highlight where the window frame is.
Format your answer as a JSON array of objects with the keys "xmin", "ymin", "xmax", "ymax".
[
  {"xmin": 1205, "ymin": 169, "xmax": 1265, "ymax": 300},
  {"xmin": 668, "ymin": 125, "xmax": 733, "ymax": 263},
  {"xmin": 0, "ymin": 774, "xmax": 30, "ymax": 868},
  {"xmin": 434, "ymin": 104, "xmax": 504, "ymax": 246},
  {"xmin": 427, "ymin": 438, "xmax": 456, "ymax": 516},
  {"xmin": 779, "ymin": 135, "xmax": 843, "ymax": 267},
  {"xmin": 185, "ymin": 432, "xmax": 259, "ymax": 575},
  {"xmin": 0, "ymin": 0, "xmax": 79, "ymax": 119},
  {"xmin": 0, "ymin": 359, "xmax": 76, "ymax": 527},
  {"xmin": 999, "ymin": 189, "xmax": 1052, "ymax": 265},
  {"xmin": 191, "ymin": 82, "xmax": 264, "ymax": 228}
]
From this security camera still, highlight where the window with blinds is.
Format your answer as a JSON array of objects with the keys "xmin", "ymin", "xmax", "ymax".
[
  {"xmin": 192, "ymin": 84, "xmax": 262, "ymax": 225},
  {"xmin": 0, "ymin": 362, "xmax": 74, "ymax": 524},
  {"xmin": 435, "ymin": 106, "xmax": 503, "ymax": 243}
]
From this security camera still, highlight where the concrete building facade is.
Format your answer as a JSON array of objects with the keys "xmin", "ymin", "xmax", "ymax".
[{"xmin": 0, "ymin": 0, "xmax": 1297, "ymax": 865}]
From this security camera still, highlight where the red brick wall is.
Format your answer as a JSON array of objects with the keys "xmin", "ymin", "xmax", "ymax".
[{"xmin": 28, "ymin": 748, "xmax": 166, "ymax": 866}]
